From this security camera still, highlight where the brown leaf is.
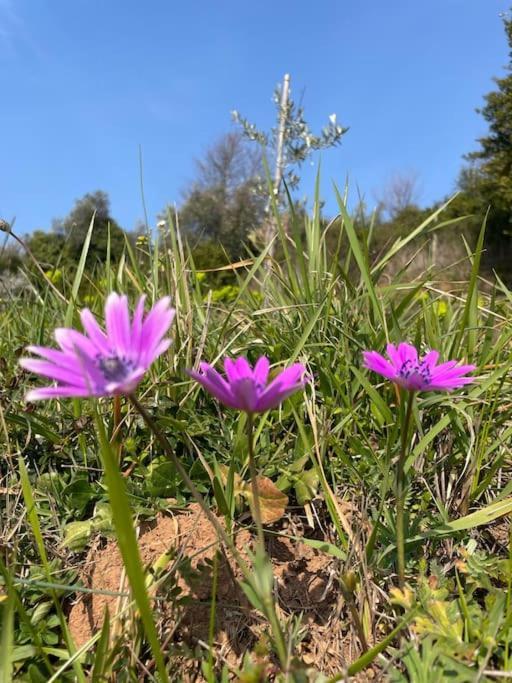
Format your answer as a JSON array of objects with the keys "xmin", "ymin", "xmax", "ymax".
[{"xmin": 242, "ymin": 476, "xmax": 289, "ymax": 524}]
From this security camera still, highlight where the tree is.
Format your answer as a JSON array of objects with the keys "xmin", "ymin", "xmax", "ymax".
[
  {"xmin": 26, "ymin": 230, "xmax": 66, "ymax": 269},
  {"xmin": 233, "ymin": 75, "xmax": 347, "ymax": 194},
  {"xmin": 464, "ymin": 10, "xmax": 512, "ymax": 245},
  {"xmin": 160, "ymin": 132, "xmax": 266, "ymax": 258},
  {"xmin": 233, "ymin": 73, "xmax": 348, "ymax": 252},
  {"xmin": 0, "ymin": 239, "xmax": 22, "ymax": 273},
  {"xmin": 375, "ymin": 171, "xmax": 421, "ymax": 221},
  {"xmin": 53, "ymin": 191, "xmax": 128, "ymax": 266}
]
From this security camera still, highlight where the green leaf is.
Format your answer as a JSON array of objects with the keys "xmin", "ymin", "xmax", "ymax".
[
  {"xmin": 346, "ymin": 608, "xmax": 418, "ymax": 678},
  {"xmin": 147, "ymin": 461, "xmax": 177, "ymax": 497},
  {"xmin": 65, "ymin": 212, "xmax": 95, "ymax": 326},
  {"xmin": 91, "ymin": 607, "xmax": 111, "ymax": 682},
  {"xmin": 298, "ymin": 537, "xmax": 346, "ymax": 561},
  {"xmin": 333, "ymin": 186, "xmax": 385, "ymax": 326},
  {"xmin": 0, "ymin": 593, "xmax": 14, "ymax": 683},
  {"xmin": 294, "ymin": 469, "xmax": 320, "ymax": 505},
  {"xmin": 62, "ymin": 520, "xmax": 94, "ymax": 551},
  {"xmin": 62, "ymin": 478, "xmax": 96, "ymax": 515},
  {"xmin": 443, "ymin": 497, "xmax": 512, "ymax": 533},
  {"xmin": 212, "ymin": 475, "xmax": 230, "ymax": 516}
]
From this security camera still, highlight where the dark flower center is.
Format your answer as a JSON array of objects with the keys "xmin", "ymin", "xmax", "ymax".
[
  {"xmin": 97, "ymin": 355, "xmax": 134, "ymax": 383},
  {"xmin": 399, "ymin": 359, "xmax": 431, "ymax": 385}
]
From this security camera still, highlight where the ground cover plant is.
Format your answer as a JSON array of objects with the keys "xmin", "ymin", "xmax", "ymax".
[{"xmin": 1, "ymin": 189, "xmax": 512, "ymax": 682}]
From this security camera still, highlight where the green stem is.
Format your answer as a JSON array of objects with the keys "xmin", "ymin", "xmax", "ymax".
[
  {"xmin": 112, "ymin": 394, "xmax": 122, "ymax": 465},
  {"xmin": 129, "ymin": 395, "xmax": 242, "ymax": 565},
  {"xmin": 128, "ymin": 395, "xmax": 288, "ymax": 665},
  {"xmin": 247, "ymin": 412, "xmax": 265, "ymax": 550},
  {"xmin": 207, "ymin": 550, "xmax": 219, "ymax": 682},
  {"xmin": 92, "ymin": 409, "xmax": 169, "ymax": 683},
  {"xmin": 396, "ymin": 390, "xmax": 415, "ymax": 588}
]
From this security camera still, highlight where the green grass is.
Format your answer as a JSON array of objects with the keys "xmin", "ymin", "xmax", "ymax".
[{"xmin": 1, "ymin": 185, "xmax": 512, "ymax": 681}]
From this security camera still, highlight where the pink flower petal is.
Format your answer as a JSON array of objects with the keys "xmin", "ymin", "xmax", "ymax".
[
  {"xmin": 255, "ymin": 380, "xmax": 305, "ymax": 412},
  {"xmin": 26, "ymin": 385, "xmax": 95, "ymax": 401},
  {"xmin": 20, "ymin": 359, "xmax": 87, "ymax": 387},
  {"xmin": 22, "ymin": 292, "xmax": 175, "ymax": 401},
  {"xmin": 223, "ymin": 358, "xmax": 240, "ymax": 383},
  {"xmin": 385, "ymin": 344, "xmax": 402, "ymax": 371},
  {"xmin": 253, "ymin": 356, "xmax": 270, "ymax": 385},
  {"xmin": 105, "ymin": 293, "xmax": 131, "ymax": 356},
  {"xmin": 429, "ymin": 360, "xmax": 458, "ymax": 377},
  {"xmin": 187, "ymin": 366, "xmax": 239, "ymax": 409},
  {"xmin": 140, "ymin": 297, "xmax": 175, "ymax": 361},
  {"xmin": 255, "ymin": 364, "xmax": 307, "ymax": 411},
  {"xmin": 54, "ymin": 328, "xmax": 97, "ymax": 358},
  {"xmin": 231, "ymin": 377, "xmax": 259, "ymax": 412},
  {"xmin": 431, "ymin": 364, "xmax": 475, "ymax": 382},
  {"xmin": 363, "ymin": 351, "xmax": 397, "ymax": 380},
  {"xmin": 364, "ymin": 342, "xmax": 475, "ymax": 394},
  {"xmin": 105, "ymin": 367, "xmax": 147, "ymax": 395},
  {"xmin": 224, "ymin": 357, "xmax": 251, "ymax": 382},
  {"xmin": 80, "ymin": 309, "xmax": 111, "ymax": 355},
  {"xmin": 26, "ymin": 345, "xmax": 84, "ymax": 372},
  {"xmin": 188, "ymin": 357, "xmax": 309, "ymax": 413},
  {"xmin": 397, "ymin": 342, "xmax": 418, "ymax": 366},
  {"xmin": 130, "ymin": 295, "xmax": 146, "ymax": 360},
  {"xmin": 420, "ymin": 349, "xmax": 440, "ymax": 369}
]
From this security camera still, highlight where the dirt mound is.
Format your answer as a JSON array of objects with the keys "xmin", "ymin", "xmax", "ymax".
[{"xmin": 68, "ymin": 504, "xmax": 361, "ymax": 678}]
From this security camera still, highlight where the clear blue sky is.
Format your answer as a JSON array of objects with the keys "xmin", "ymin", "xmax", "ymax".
[{"xmin": 1, "ymin": 0, "xmax": 509, "ymax": 234}]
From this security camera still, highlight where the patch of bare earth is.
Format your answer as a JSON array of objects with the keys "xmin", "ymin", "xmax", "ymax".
[{"xmin": 68, "ymin": 504, "xmax": 373, "ymax": 680}]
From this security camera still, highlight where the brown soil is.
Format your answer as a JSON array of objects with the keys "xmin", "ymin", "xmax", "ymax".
[{"xmin": 68, "ymin": 504, "xmax": 370, "ymax": 681}]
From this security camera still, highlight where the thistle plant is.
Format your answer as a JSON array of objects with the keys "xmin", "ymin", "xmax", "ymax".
[{"xmin": 363, "ymin": 342, "xmax": 475, "ymax": 587}]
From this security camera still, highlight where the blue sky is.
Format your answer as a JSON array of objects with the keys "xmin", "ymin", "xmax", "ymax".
[{"xmin": 1, "ymin": 0, "xmax": 509, "ymax": 234}]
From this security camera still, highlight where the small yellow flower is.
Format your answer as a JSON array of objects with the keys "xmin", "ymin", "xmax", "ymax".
[
  {"xmin": 434, "ymin": 299, "xmax": 448, "ymax": 318},
  {"xmin": 45, "ymin": 268, "xmax": 62, "ymax": 285}
]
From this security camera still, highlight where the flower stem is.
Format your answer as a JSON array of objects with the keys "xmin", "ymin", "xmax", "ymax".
[
  {"xmin": 129, "ymin": 395, "xmax": 239, "ymax": 561},
  {"xmin": 396, "ymin": 390, "xmax": 415, "ymax": 588},
  {"xmin": 112, "ymin": 395, "xmax": 122, "ymax": 465},
  {"xmin": 247, "ymin": 412, "xmax": 265, "ymax": 550},
  {"xmin": 128, "ymin": 395, "xmax": 288, "ymax": 665}
]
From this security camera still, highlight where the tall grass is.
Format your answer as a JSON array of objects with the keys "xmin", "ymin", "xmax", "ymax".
[{"xmin": 1, "ymin": 184, "xmax": 512, "ymax": 681}]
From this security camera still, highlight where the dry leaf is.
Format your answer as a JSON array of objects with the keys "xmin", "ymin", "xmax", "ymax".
[
  {"xmin": 242, "ymin": 476, "xmax": 289, "ymax": 524},
  {"xmin": 218, "ymin": 465, "xmax": 288, "ymax": 523}
]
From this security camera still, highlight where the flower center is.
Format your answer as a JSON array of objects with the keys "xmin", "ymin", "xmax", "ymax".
[
  {"xmin": 97, "ymin": 355, "xmax": 134, "ymax": 383},
  {"xmin": 399, "ymin": 359, "xmax": 431, "ymax": 385}
]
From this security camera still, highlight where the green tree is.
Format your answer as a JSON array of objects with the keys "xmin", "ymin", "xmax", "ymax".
[
  {"xmin": 464, "ymin": 10, "xmax": 512, "ymax": 246},
  {"xmin": 53, "ymin": 191, "xmax": 128, "ymax": 267},
  {"xmin": 0, "ymin": 240, "xmax": 23, "ymax": 273},
  {"xmin": 26, "ymin": 230, "xmax": 66, "ymax": 269}
]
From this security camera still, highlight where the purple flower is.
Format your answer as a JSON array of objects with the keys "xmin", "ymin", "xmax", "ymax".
[
  {"xmin": 363, "ymin": 342, "xmax": 475, "ymax": 392},
  {"xmin": 188, "ymin": 356, "xmax": 309, "ymax": 413},
  {"xmin": 20, "ymin": 293, "xmax": 175, "ymax": 401}
]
